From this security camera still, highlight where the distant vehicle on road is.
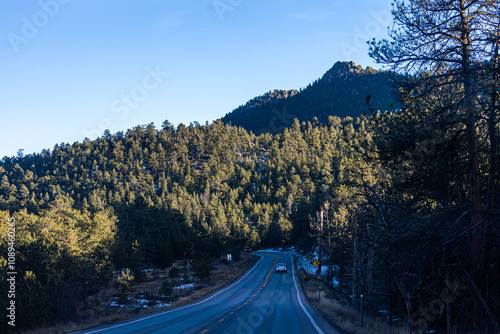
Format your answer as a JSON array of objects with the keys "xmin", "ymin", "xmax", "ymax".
[
  {"xmin": 275, "ymin": 263, "xmax": 287, "ymax": 273},
  {"xmin": 244, "ymin": 247, "xmax": 252, "ymax": 253}
]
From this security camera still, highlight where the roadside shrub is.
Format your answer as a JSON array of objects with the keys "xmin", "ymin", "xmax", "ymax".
[
  {"xmin": 159, "ymin": 280, "xmax": 173, "ymax": 296},
  {"xmin": 169, "ymin": 267, "xmax": 180, "ymax": 278},
  {"xmin": 116, "ymin": 269, "xmax": 135, "ymax": 294},
  {"xmin": 183, "ymin": 273, "xmax": 191, "ymax": 283},
  {"xmin": 192, "ymin": 255, "xmax": 213, "ymax": 280}
]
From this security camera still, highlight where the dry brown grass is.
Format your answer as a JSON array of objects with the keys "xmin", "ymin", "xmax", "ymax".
[
  {"xmin": 21, "ymin": 252, "xmax": 258, "ymax": 334},
  {"xmin": 301, "ymin": 278, "xmax": 410, "ymax": 334}
]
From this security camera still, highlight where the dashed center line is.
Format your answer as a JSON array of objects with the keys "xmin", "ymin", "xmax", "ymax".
[{"xmin": 199, "ymin": 255, "xmax": 280, "ymax": 334}]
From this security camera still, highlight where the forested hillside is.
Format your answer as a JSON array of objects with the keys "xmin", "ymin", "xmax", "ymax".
[
  {"xmin": 0, "ymin": 117, "xmax": 359, "ymax": 329},
  {"xmin": 221, "ymin": 61, "xmax": 398, "ymax": 135},
  {"xmin": 1, "ymin": 105, "xmax": 499, "ymax": 332}
]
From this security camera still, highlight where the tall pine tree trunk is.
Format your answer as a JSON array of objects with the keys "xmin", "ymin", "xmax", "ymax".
[
  {"xmin": 487, "ymin": 31, "xmax": 499, "ymax": 215},
  {"xmin": 485, "ymin": 28, "xmax": 499, "ymax": 333},
  {"xmin": 460, "ymin": 3, "xmax": 486, "ymax": 329},
  {"xmin": 367, "ymin": 246, "xmax": 375, "ymax": 295}
]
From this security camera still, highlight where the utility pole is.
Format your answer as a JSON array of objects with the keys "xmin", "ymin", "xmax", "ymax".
[
  {"xmin": 324, "ymin": 202, "xmax": 331, "ymax": 283},
  {"xmin": 360, "ymin": 294, "xmax": 364, "ymax": 327},
  {"xmin": 352, "ymin": 205, "xmax": 359, "ymax": 299},
  {"xmin": 317, "ymin": 210, "xmax": 323, "ymax": 275},
  {"xmin": 327, "ymin": 212, "xmax": 332, "ymax": 282}
]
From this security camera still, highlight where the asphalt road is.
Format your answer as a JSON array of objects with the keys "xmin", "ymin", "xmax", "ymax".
[{"xmin": 80, "ymin": 252, "xmax": 340, "ymax": 334}]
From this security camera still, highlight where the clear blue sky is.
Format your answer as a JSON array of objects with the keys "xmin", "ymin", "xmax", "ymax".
[{"xmin": 0, "ymin": 0, "xmax": 392, "ymax": 158}]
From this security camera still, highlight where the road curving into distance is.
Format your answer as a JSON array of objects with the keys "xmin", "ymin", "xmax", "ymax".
[{"xmin": 78, "ymin": 252, "xmax": 341, "ymax": 334}]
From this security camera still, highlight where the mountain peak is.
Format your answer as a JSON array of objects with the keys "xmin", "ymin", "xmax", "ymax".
[
  {"xmin": 324, "ymin": 61, "xmax": 377, "ymax": 79},
  {"xmin": 221, "ymin": 61, "xmax": 397, "ymax": 134}
]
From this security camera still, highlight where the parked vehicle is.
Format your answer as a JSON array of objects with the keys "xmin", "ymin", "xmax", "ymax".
[{"xmin": 244, "ymin": 247, "xmax": 252, "ymax": 253}]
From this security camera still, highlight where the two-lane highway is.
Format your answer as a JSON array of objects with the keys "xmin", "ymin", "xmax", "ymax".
[{"xmin": 79, "ymin": 252, "xmax": 340, "ymax": 334}]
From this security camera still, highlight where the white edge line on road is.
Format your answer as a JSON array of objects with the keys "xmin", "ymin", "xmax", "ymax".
[
  {"xmin": 83, "ymin": 255, "xmax": 264, "ymax": 334},
  {"xmin": 290, "ymin": 254, "xmax": 325, "ymax": 334}
]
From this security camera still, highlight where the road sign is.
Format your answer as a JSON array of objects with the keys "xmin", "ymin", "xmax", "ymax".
[
  {"xmin": 313, "ymin": 260, "xmax": 320, "ymax": 267},
  {"xmin": 227, "ymin": 254, "xmax": 232, "ymax": 261}
]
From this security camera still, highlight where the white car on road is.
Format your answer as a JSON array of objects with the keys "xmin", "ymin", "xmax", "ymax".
[{"xmin": 275, "ymin": 263, "xmax": 287, "ymax": 273}]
